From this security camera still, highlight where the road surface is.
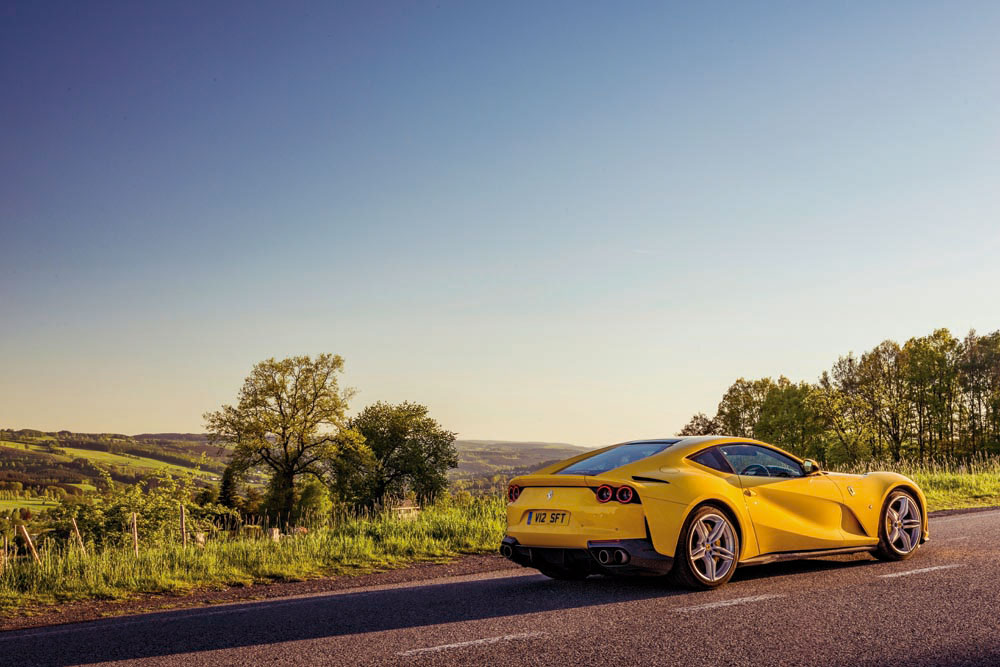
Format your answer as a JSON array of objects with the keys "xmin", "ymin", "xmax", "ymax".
[{"xmin": 5, "ymin": 509, "xmax": 999, "ymax": 666}]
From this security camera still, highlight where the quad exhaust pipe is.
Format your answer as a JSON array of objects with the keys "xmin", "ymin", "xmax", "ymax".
[{"xmin": 500, "ymin": 544, "xmax": 514, "ymax": 559}]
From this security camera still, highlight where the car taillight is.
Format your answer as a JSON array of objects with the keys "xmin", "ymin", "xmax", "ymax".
[
  {"xmin": 507, "ymin": 485, "xmax": 521, "ymax": 502},
  {"xmin": 616, "ymin": 485, "xmax": 635, "ymax": 503},
  {"xmin": 595, "ymin": 485, "xmax": 614, "ymax": 503}
]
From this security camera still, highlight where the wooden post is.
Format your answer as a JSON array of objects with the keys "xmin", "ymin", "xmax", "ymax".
[
  {"xmin": 1, "ymin": 534, "xmax": 7, "ymax": 572},
  {"xmin": 180, "ymin": 504, "xmax": 188, "ymax": 548},
  {"xmin": 71, "ymin": 517, "xmax": 87, "ymax": 556},
  {"xmin": 130, "ymin": 512, "xmax": 139, "ymax": 557},
  {"xmin": 17, "ymin": 524, "xmax": 41, "ymax": 564}
]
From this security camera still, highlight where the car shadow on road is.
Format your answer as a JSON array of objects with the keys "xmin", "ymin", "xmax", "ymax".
[{"xmin": 7, "ymin": 557, "xmax": 877, "ymax": 666}]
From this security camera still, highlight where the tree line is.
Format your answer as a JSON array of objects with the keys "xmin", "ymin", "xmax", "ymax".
[{"xmin": 680, "ymin": 328, "xmax": 1000, "ymax": 463}]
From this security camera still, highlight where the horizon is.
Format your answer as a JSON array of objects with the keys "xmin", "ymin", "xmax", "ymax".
[{"xmin": 3, "ymin": 2, "xmax": 1000, "ymax": 446}]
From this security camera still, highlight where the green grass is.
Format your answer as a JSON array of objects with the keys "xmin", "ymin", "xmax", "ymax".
[
  {"xmin": 0, "ymin": 497, "xmax": 506, "ymax": 613},
  {"xmin": 831, "ymin": 455, "xmax": 1000, "ymax": 512},
  {"xmin": 0, "ymin": 440, "xmax": 214, "ymax": 481},
  {"xmin": 0, "ymin": 498, "xmax": 54, "ymax": 512}
]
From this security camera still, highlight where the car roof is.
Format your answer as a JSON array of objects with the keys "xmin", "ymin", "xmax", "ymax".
[{"xmin": 615, "ymin": 436, "xmax": 786, "ymax": 459}]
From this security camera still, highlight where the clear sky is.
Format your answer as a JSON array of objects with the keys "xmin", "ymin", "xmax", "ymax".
[{"xmin": 2, "ymin": 1, "xmax": 998, "ymax": 445}]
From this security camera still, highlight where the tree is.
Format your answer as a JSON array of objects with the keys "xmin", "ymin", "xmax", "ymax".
[
  {"xmin": 857, "ymin": 341, "xmax": 910, "ymax": 461},
  {"xmin": 218, "ymin": 465, "xmax": 242, "ymax": 510},
  {"xmin": 755, "ymin": 378, "xmax": 825, "ymax": 459},
  {"xmin": 678, "ymin": 412, "xmax": 721, "ymax": 436},
  {"xmin": 349, "ymin": 401, "xmax": 457, "ymax": 507},
  {"xmin": 204, "ymin": 354, "xmax": 365, "ymax": 519},
  {"xmin": 715, "ymin": 377, "xmax": 777, "ymax": 438},
  {"xmin": 297, "ymin": 478, "xmax": 333, "ymax": 519}
]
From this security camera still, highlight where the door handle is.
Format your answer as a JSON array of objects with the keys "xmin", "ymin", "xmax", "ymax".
[{"xmin": 744, "ymin": 489, "xmax": 757, "ymax": 497}]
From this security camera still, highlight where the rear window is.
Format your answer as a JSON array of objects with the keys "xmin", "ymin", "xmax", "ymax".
[{"xmin": 557, "ymin": 441, "xmax": 678, "ymax": 476}]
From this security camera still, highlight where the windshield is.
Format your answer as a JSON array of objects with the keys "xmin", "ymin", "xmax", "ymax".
[{"xmin": 556, "ymin": 441, "xmax": 678, "ymax": 476}]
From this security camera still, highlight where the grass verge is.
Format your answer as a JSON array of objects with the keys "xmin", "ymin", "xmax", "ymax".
[
  {"xmin": 833, "ymin": 455, "xmax": 1000, "ymax": 511},
  {"xmin": 0, "ymin": 497, "xmax": 505, "ymax": 614}
]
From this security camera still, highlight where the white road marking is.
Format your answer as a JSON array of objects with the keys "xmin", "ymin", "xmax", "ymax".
[
  {"xmin": 398, "ymin": 632, "xmax": 546, "ymax": 656},
  {"xmin": 673, "ymin": 594, "xmax": 784, "ymax": 613},
  {"xmin": 879, "ymin": 564, "xmax": 963, "ymax": 579}
]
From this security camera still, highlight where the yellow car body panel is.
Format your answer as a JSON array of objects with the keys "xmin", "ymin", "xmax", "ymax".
[{"xmin": 504, "ymin": 436, "xmax": 929, "ymax": 568}]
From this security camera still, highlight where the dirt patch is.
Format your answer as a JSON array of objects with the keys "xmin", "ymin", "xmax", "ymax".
[{"xmin": 0, "ymin": 554, "xmax": 520, "ymax": 633}]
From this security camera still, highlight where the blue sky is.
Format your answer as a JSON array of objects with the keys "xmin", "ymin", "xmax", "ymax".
[{"xmin": 2, "ymin": 1, "xmax": 999, "ymax": 444}]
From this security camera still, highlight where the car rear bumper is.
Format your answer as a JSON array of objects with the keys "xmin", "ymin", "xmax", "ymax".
[{"xmin": 500, "ymin": 536, "xmax": 674, "ymax": 576}]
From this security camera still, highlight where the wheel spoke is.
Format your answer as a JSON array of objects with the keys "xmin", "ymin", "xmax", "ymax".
[
  {"xmin": 706, "ymin": 521, "xmax": 726, "ymax": 543},
  {"xmin": 902, "ymin": 519, "xmax": 921, "ymax": 529},
  {"xmin": 690, "ymin": 545, "xmax": 706, "ymax": 559},
  {"xmin": 898, "ymin": 497, "xmax": 911, "ymax": 519},
  {"xmin": 899, "ymin": 529, "xmax": 912, "ymax": 552},
  {"xmin": 887, "ymin": 508, "xmax": 899, "ymax": 522},
  {"xmin": 888, "ymin": 526, "xmax": 900, "ymax": 544},
  {"xmin": 694, "ymin": 520, "xmax": 709, "ymax": 545},
  {"xmin": 714, "ymin": 546, "xmax": 735, "ymax": 560},
  {"xmin": 702, "ymin": 553, "xmax": 717, "ymax": 580}
]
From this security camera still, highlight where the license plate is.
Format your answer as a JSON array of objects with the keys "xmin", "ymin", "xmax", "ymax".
[{"xmin": 527, "ymin": 510, "xmax": 570, "ymax": 526}]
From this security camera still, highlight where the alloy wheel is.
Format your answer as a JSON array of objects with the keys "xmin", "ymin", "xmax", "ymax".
[
  {"xmin": 688, "ymin": 513, "xmax": 737, "ymax": 583},
  {"xmin": 886, "ymin": 494, "xmax": 921, "ymax": 555}
]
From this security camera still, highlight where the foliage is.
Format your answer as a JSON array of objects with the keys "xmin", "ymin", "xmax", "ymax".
[
  {"xmin": 204, "ymin": 354, "xmax": 366, "ymax": 519},
  {"xmin": 0, "ymin": 496, "xmax": 505, "ymax": 612},
  {"xmin": 678, "ymin": 412, "xmax": 722, "ymax": 436},
  {"xmin": 684, "ymin": 328, "xmax": 1000, "ymax": 463},
  {"xmin": 43, "ymin": 469, "xmax": 240, "ymax": 548},
  {"xmin": 348, "ymin": 401, "xmax": 458, "ymax": 507}
]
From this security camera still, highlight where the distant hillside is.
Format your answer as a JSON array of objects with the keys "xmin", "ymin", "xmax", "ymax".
[
  {"xmin": 452, "ymin": 440, "xmax": 591, "ymax": 479},
  {"xmin": 0, "ymin": 429, "xmax": 229, "ymax": 492},
  {"xmin": 0, "ymin": 429, "xmax": 590, "ymax": 493}
]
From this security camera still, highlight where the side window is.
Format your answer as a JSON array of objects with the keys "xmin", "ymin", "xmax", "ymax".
[
  {"xmin": 689, "ymin": 447, "xmax": 734, "ymax": 473},
  {"xmin": 719, "ymin": 445, "xmax": 803, "ymax": 478}
]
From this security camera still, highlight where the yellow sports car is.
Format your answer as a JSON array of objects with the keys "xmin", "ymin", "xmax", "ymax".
[{"xmin": 500, "ymin": 436, "xmax": 928, "ymax": 589}]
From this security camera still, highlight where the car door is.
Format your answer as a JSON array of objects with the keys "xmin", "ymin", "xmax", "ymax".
[{"xmin": 719, "ymin": 444, "xmax": 846, "ymax": 555}]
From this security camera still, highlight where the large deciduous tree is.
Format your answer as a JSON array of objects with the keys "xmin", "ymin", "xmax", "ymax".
[
  {"xmin": 204, "ymin": 354, "xmax": 368, "ymax": 519},
  {"xmin": 715, "ymin": 377, "xmax": 777, "ymax": 438},
  {"xmin": 349, "ymin": 401, "xmax": 457, "ymax": 507}
]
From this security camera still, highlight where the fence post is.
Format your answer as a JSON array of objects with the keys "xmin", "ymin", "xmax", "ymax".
[
  {"xmin": 131, "ymin": 512, "xmax": 139, "ymax": 557},
  {"xmin": 1, "ymin": 534, "xmax": 6, "ymax": 572},
  {"xmin": 71, "ymin": 517, "xmax": 87, "ymax": 556},
  {"xmin": 180, "ymin": 504, "xmax": 188, "ymax": 548},
  {"xmin": 17, "ymin": 524, "xmax": 41, "ymax": 564}
]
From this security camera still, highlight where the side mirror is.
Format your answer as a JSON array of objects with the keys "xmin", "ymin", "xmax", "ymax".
[{"xmin": 802, "ymin": 459, "xmax": 822, "ymax": 475}]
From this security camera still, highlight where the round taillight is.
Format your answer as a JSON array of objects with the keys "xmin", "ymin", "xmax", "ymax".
[
  {"xmin": 616, "ymin": 486, "xmax": 635, "ymax": 503},
  {"xmin": 595, "ymin": 485, "xmax": 614, "ymax": 503},
  {"xmin": 507, "ymin": 485, "xmax": 521, "ymax": 502}
]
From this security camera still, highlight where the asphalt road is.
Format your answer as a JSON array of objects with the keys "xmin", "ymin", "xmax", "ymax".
[{"xmin": 5, "ymin": 509, "xmax": 999, "ymax": 666}]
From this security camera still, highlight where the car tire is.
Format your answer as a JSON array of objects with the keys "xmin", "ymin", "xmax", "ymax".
[
  {"xmin": 875, "ymin": 489, "xmax": 922, "ymax": 561},
  {"xmin": 537, "ymin": 565, "xmax": 589, "ymax": 580},
  {"xmin": 672, "ymin": 505, "xmax": 740, "ymax": 590}
]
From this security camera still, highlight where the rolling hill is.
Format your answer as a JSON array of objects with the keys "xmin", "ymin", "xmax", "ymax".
[
  {"xmin": 451, "ymin": 440, "xmax": 591, "ymax": 479},
  {"xmin": 0, "ymin": 429, "xmax": 591, "ymax": 496}
]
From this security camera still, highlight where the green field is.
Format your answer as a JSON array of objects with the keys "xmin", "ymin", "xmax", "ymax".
[
  {"xmin": 0, "ymin": 497, "xmax": 54, "ymax": 512},
  {"xmin": 0, "ymin": 440, "xmax": 216, "ymax": 482}
]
